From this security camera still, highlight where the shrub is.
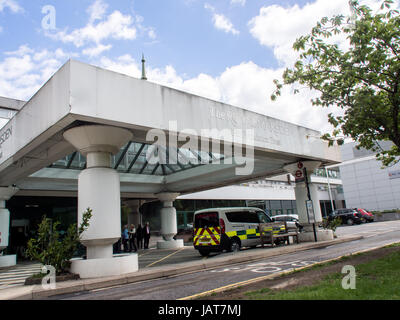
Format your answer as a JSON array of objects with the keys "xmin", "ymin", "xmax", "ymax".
[
  {"xmin": 321, "ymin": 217, "xmax": 342, "ymax": 233},
  {"xmin": 26, "ymin": 208, "xmax": 92, "ymax": 275}
]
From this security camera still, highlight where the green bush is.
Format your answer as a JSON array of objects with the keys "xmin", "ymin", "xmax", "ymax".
[
  {"xmin": 371, "ymin": 209, "xmax": 400, "ymax": 216},
  {"xmin": 26, "ymin": 208, "xmax": 92, "ymax": 275},
  {"xmin": 321, "ymin": 217, "xmax": 342, "ymax": 233}
]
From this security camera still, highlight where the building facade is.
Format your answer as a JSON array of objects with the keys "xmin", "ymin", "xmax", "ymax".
[{"xmin": 339, "ymin": 142, "xmax": 400, "ymax": 212}]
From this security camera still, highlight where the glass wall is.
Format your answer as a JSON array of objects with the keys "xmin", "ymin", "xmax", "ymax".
[
  {"xmin": 165, "ymin": 198, "xmax": 299, "ymax": 231},
  {"xmin": 314, "ymin": 168, "xmax": 341, "ymax": 179}
]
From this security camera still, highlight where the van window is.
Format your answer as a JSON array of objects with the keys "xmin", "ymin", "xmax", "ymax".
[
  {"xmin": 257, "ymin": 211, "xmax": 272, "ymax": 223},
  {"xmin": 247, "ymin": 212, "xmax": 260, "ymax": 223},
  {"xmin": 194, "ymin": 212, "xmax": 219, "ymax": 228},
  {"xmin": 226, "ymin": 211, "xmax": 259, "ymax": 224}
]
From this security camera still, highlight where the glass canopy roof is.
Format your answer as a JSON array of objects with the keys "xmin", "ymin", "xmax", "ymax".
[{"xmin": 49, "ymin": 141, "xmax": 225, "ymax": 176}]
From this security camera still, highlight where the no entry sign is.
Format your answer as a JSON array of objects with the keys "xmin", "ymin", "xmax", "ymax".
[
  {"xmin": 295, "ymin": 166, "xmax": 305, "ymax": 182},
  {"xmin": 297, "ymin": 162, "xmax": 304, "ymax": 169}
]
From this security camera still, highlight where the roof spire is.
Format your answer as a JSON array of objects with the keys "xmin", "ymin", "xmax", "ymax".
[{"xmin": 141, "ymin": 54, "xmax": 147, "ymax": 80}]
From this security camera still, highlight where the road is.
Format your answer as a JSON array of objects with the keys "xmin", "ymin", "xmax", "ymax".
[{"xmin": 47, "ymin": 220, "xmax": 400, "ymax": 300}]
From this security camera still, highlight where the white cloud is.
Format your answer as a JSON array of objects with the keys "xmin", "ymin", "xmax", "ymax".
[
  {"xmin": 100, "ymin": 54, "xmax": 141, "ymax": 78},
  {"xmin": 4, "ymin": 45, "xmax": 34, "ymax": 56},
  {"xmin": 100, "ymin": 54, "xmax": 221, "ymax": 100},
  {"xmin": 49, "ymin": 10, "xmax": 137, "ymax": 48},
  {"xmin": 147, "ymin": 28, "xmax": 156, "ymax": 40},
  {"xmin": 97, "ymin": 55, "xmax": 336, "ymax": 133},
  {"xmin": 248, "ymin": 0, "xmax": 385, "ymax": 66},
  {"xmin": 82, "ymin": 43, "xmax": 112, "ymax": 57},
  {"xmin": 45, "ymin": 0, "xmax": 157, "ymax": 58},
  {"xmin": 230, "ymin": 0, "xmax": 246, "ymax": 6},
  {"xmin": 87, "ymin": 0, "xmax": 108, "ymax": 24},
  {"xmin": 0, "ymin": 45, "xmax": 336, "ymax": 135},
  {"xmin": 0, "ymin": 0, "xmax": 23, "ymax": 13},
  {"xmin": 204, "ymin": 3, "xmax": 240, "ymax": 35},
  {"xmin": 0, "ymin": 45, "xmax": 76, "ymax": 101},
  {"xmin": 0, "ymin": 0, "xmax": 23, "ymax": 33},
  {"xmin": 213, "ymin": 13, "xmax": 240, "ymax": 35}
]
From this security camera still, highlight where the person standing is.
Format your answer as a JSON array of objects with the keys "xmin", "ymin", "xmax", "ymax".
[
  {"xmin": 122, "ymin": 225, "xmax": 129, "ymax": 252},
  {"xmin": 129, "ymin": 224, "xmax": 137, "ymax": 252},
  {"xmin": 144, "ymin": 222, "xmax": 151, "ymax": 249},
  {"xmin": 136, "ymin": 224, "xmax": 143, "ymax": 250}
]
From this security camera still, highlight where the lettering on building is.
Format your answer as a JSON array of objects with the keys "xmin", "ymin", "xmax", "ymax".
[{"xmin": 0, "ymin": 126, "xmax": 12, "ymax": 160}]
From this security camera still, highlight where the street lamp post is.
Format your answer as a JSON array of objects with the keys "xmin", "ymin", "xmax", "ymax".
[{"xmin": 325, "ymin": 167, "xmax": 335, "ymax": 215}]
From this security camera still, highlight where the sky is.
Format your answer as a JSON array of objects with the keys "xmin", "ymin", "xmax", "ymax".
[{"xmin": 0, "ymin": 0, "xmax": 391, "ymax": 133}]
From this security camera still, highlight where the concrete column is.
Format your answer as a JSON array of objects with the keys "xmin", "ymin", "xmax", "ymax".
[
  {"xmin": 64, "ymin": 125, "xmax": 138, "ymax": 278},
  {"xmin": 0, "ymin": 186, "xmax": 18, "ymax": 268},
  {"xmin": 284, "ymin": 161, "xmax": 333, "ymax": 242},
  {"xmin": 156, "ymin": 193, "xmax": 184, "ymax": 249}
]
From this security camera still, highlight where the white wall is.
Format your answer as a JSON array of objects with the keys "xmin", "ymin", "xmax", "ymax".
[
  {"xmin": 179, "ymin": 177, "xmax": 341, "ymax": 202},
  {"xmin": 179, "ymin": 184, "xmax": 295, "ymax": 201},
  {"xmin": 340, "ymin": 143, "xmax": 400, "ymax": 211}
]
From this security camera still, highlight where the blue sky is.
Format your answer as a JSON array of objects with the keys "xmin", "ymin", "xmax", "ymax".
[
  {"xmin": 0, "ymin": 0, "xmax": 286, "ymax": 77},
  {"xmin": 0, "ymin": 0, "xmax": 387, "ymax": 132}
]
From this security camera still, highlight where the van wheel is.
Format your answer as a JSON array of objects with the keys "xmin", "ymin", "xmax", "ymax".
[
  {"xmin": 346, "ymin": 218, "xmax": 354, "ymax": 226},
  {"xmin": 198, "ymin": 249, "xmax": 210, "ymax": 257},
  {"xmin": 229, "ymin": 238, "xmax": 241, "ymax": 253}
]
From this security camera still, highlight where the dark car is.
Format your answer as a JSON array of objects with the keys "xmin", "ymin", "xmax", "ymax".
[
  {"xmin": 354, "ymin": 208, "xmax": 374, "ymax": 223},
  {"xmin": 173, "ymin": 223, "xmax": 194, "ymax": 243},
  {"xmin": 329, "ymin": 208, "xmax": 363, "ymax": 225}
]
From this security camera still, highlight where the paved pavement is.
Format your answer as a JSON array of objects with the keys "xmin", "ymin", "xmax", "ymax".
[
  {"xmin": 1, "ymin": 220, "xmax": 399, "ymax": 300},
  {"xmin": 335, "ymin": 220, "xmax": 400, "ymax": 238},
  {"xmin": 49, "ymin": 224, "xmax": 400, "ymax": 300},
  {"xmin": 0, "ymin": 263, "xmax": 42, "ymax": 290}
]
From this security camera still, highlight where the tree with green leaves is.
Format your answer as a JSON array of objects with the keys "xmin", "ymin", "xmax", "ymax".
[
  {"xmin": 26, "ymin": 208, "xmax": 92, "ymax": 275},
  {"xmin": 272, "ymin": 0, "xmax": 400, "ymax": 166}
]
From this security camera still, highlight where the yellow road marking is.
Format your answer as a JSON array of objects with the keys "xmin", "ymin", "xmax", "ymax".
[{"xmin": 145, "ymin": 248, "xmax": 185, "ymax": 268}]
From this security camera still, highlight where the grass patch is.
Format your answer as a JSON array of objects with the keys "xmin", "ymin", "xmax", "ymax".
[
  {"xmin": 384, "ymin": 242, "xmax": 400, "ymax": 248},
  {"xmin": 245, "ymin": 247, "xmax": 400, "ymax": 300}
]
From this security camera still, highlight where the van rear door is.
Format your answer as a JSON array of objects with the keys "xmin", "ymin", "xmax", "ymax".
[{"xmin": 193, "ymin": 212, "xmax": 221, "ymax": 247}]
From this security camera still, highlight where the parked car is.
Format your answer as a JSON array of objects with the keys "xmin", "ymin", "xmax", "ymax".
[
  {"xmin": 174, "ymin": 223, "xmax": 194, "ymax": 242},
  {"xmin": 329, "ymin": 208, "xmax": 363, "ymax": 225},
  {"xmin": 271, "ymin": 214, "xmax": 303, "ymax": 231},
  {"xmin": 353, "ymin": 208, "xmax": 374, "ymax": 223}
]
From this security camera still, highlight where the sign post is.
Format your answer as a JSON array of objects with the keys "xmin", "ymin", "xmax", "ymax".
[{"xmin": 303, "ymin": 166, "xmax": 317, "ymax": 242}]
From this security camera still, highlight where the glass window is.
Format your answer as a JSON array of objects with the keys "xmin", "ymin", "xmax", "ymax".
[
  {"xmin": 247, "ymin": 212, "xmax": 260, "ymax": 223},
  {"xmin": 175, "ymin": 200, "xmax": 195, "ymax": 211},
  {"xmin": 194, "ymin": 212, "xmax": 219, "ymax": 228},
  {"xmin": 281, "ymin": 201, "xmax": 292, "ymax": 209},
  {"xmin": 270, "ymin": 200, "xmax": 282, "ymax": 210},
  {"xmin": 225, "ymin": 211, "xmax": 245, "ymax": 223},
  {"xmin": 257, "ymin": 211, "xmax": 272, "ymax": 223},
  {"xmin": 195, "ymin": 200, "xmax": 214, "ymax": 210},
  {"xmin": 177, "ymin": 213, "xmax": 185, "ymax": 227},
  {"xmin": 225, "ymin": 211, "xmax": 259, "ymax": 223}
]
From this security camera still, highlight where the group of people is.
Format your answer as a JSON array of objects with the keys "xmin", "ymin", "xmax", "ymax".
[{"xmin": 121, "ymin": 222, "xmax": 151, "ymax": 252}]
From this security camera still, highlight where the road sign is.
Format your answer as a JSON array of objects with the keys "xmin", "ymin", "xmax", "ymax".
[
  {"xmin": 305, "ymin": 200, "xmax": 316, "ymax": 224},
  {"xmin": 295, "ymin": 168, "xmax": 305, "ymax": 182},
  {"xmin": 295, "ymin": 170, "xmax": 303, "ymax": 178},
  {"xmin": 297, "ymin": 162, "xmax": 304, "ymax": 169}
]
